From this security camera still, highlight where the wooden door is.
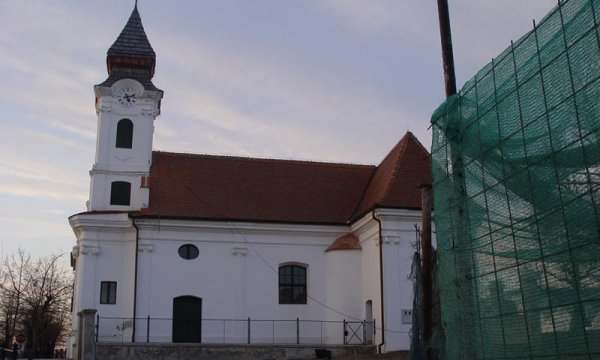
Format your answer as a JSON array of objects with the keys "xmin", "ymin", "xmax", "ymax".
[{"xmin": 172, "ymin": 296, "xmax": 202, "ymax": 343}]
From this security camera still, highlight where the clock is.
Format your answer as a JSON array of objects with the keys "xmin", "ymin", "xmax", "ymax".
[{"xmin": 117, "ymin": 87, "xmax": 138, "ymax": 107}]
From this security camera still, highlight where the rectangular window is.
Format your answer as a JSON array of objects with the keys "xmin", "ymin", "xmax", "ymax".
[
  {"xmin": 279, "ymin": 265, "xmax": 307, "ymax": 304},
  {"xmin": 100, "ymin": 281, "xmax": 117, "ymax": 304},
  {"xmin": 110, "ymin": 181, "xmax": 131, "ymax": 206}
]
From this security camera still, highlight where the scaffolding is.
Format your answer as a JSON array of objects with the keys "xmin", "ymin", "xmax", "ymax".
[{"xmin": 431, "ymin": 0, "xmax": 600, "ymax": 358}]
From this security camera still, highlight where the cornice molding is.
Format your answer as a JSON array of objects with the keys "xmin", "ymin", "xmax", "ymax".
[
  {"xmin": 138, "ymin": 243, "xmax": 154, "ymax": 253},
  {"xmin": 70, "ymin": 213, "xmax": 132, "ymax": 231},
  {"xmin": 382, "ymin": 235, "xmax": 402, "ymax": 245},
  {"xmin": 374, "ymin": 208, "xmax": 421, "ymax": 222},
  {"xmin": 89, "ymin": 166, "xmax": 149, "ymax": 176},
  {"xmin": 79, "ymin": 245, "xmax": 101, "ymax": 256},
  {"xmin": 134, "ymin": 218, "xmax": 349, "ymax": 237}
]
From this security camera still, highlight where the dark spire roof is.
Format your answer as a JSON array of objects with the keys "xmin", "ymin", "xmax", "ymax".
[
  {"xmin": 107, "ymin": 3, "xmax": 155, "ymax": 61},
  {"xmin": 100, "ymin": 2, "xmax": 160, "ymax": 91}
]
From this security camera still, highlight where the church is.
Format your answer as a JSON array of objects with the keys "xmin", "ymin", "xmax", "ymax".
[{"xmin": 68, "ymin": 3, "xmax": 432, "ymax": 356}]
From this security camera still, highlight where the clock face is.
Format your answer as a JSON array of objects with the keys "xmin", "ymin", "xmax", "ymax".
[{"xmin": 117, "ymin": 87, "xmax": 137, "ymax": 107}]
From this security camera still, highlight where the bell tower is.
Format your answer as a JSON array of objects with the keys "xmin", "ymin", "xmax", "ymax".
[{"xmin": 88, "ymin": 3, "xmax": 163, "ymax": 211}]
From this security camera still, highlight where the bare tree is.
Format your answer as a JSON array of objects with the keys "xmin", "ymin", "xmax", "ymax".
[
  {"xmin": 0, "ymin": 249, "xmax": 30, "ymax": 349},
  {"xmin": 0, "ymin": 251, "xmax": 72, "ymax": 359}
]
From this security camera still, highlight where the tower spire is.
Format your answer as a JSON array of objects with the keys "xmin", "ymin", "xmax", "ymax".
[
  {"xmin": 106, "ymin": 2, "xmax": 155, "ymax": 76},
  {"xmin": 98, "ymin": 1, "xmax": 160, "ymax": 91}
]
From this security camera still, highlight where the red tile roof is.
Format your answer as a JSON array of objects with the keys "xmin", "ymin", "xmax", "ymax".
[
  {"xmin": 354, "ymin": 131, "xmax": 432, "ymax": 218},
  {"xmin": 140, "ymin": 132, "xmax": 431, "ymax": 224},
  {"xmin": 326, "ymin": 233, "xmax": 361, "ymax": 252}
]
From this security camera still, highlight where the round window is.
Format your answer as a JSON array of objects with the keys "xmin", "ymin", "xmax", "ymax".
[{"xmin": 178, "ymin": 244, "xmax": 199, "ymax": 260}]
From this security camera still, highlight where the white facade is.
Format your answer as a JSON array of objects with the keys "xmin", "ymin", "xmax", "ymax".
[
  {"xmin": 68, "ymin": 5, "xmax": 433, "ymax": 356},
  {"xmin": 88, "ymin": 79, "xmax": 162, "ymax": 212},
  {"xmin": 70, "ymin": 209, "xmax": 424, "ymax": 352}
]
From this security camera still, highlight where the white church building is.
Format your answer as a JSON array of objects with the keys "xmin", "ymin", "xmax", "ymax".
[{"xmin": 68, "ymin": 4, "xmax": 432, "ymax": 355}]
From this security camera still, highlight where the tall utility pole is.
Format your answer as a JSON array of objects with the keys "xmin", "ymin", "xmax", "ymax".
[
  {"xmin": 435, "ymin": 1, "xmax": 476, "ymax": 360},
  {"xmin": 420, "ymin": 184, "xmax": 433, "ymax": 359},
  {"xmin": 419, "ymin": 1, "xmax": 459, "ymax": 359},
  {"xmin": 437, "ymin": 0, "xmax": 457, "ymax": 98}
]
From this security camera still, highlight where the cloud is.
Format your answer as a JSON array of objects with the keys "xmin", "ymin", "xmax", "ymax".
[
  {"xmin": 149, "ymin": 22, "xmax": 424, "ymax": 163},
  {"xmin": 0, "ymin": 153, "xmax": 88, "ymax": 201},
  {"xmin": 0, "ymin": 182, "xmax": 85, "ymax": 201},
  {"xmin": 42, "ymin": 209, "xmax": 69, "ymax": 216},
  {"xmin": 448, "ymin": 1, "xmax": 557, "ymax": 85},
  {"xmin": 24, "ymin": 128, "xmax": 88, "ymax": 150},
  {"xmin": 315, "ymin": 1, "xmax": 440, "ymax": 48},
  {"xmin": 0, "ymin": 209, "xmax": 76, "ymax": 258}
]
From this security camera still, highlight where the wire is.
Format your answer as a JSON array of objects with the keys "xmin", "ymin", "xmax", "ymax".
[{"xmin": 183, "ymin": 185, "xmax": 409, "ymax": 334}]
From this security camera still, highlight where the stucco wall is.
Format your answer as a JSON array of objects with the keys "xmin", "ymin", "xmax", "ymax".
[
  {"xmin": 70, "ymin": 210, "xmax": 428, "ymax": 353},
  {"xmin": 117, "ymin": 219, "xmax": 354, "ymax": 344},
  {"xmin": 88, "ymin": 79, "xmax": 161, "ymax": 212},
  {"xmin": 70, "ymin": 213, "xmax": 137, "ymax": 343},
  {"xmin": 353, "ymin": 214, "xmax": 382, "ymax": 347}
]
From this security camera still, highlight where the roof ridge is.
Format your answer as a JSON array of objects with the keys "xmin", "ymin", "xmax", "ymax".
[
  {"xmin": 379, "ymin": 134, "xmax": 411, "ymax": 203},
  {"xmin": 350, "ymin": 131, "xmax": 431, "ymax": 218},
  {"xmin": 404, "ymin": 131, "xmax": 429, "ymax": 155},
  {"xmin": 152, "ymin": 150, "xmax": 376, "ymax": 169}
]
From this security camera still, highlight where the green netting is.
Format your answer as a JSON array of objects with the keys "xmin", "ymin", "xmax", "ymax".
[{"xmin": 431, "ymin": 0, "xmax": 600, "ymax": 358}]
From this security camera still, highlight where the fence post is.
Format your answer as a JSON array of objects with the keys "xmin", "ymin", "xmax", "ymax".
[
  {"xmin": 78, "ymin": 309, "xmax": 97, "ymax": 360},
  {"xmin": 363, "ymin": 319, "xmax": 366, "ymax": 345},
  {"xmin": 343, "ymin": 319, "xmax": 347, "ymax": 345},
  {"xmin": 247, "ymin": 317, "xmax": 251, "ymax": 344},
  {"xmin": 146, "ymin": 316, "xmax": 150, "ymax": 343},
  {"xmin": 320, "ymin": 320, "xmax": 323, "ymax": 345},
  {"xmin": 95, "ymin": 314, "xmax": 99, "ymax": 343},
  {"xmin": 296, "ymin": 318, "xmax": 300, "ymax": 344}
]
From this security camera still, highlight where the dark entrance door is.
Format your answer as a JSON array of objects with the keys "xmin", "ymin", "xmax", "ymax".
[{"xmin": 172, "ymin": 296, "xmax": 202, "ymax": 343}]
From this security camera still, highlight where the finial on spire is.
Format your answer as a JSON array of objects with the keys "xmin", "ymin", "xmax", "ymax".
[{"xmin": 134, "ymin": 0, "xmax": 138, "ymax": 9}]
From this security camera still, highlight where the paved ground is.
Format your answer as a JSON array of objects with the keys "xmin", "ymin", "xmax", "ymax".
[{"xmin": 333, "ymin": 351, "xmax": 408, "ymax": 360}]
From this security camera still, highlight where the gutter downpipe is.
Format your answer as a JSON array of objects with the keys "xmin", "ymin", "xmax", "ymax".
[
  {"xmin": 372, "ymin": 210, "xmax": 385, "ymax": 353},
  {"xmin": 131, "ymin": 214, "xmax": 140, "ymax": 343}
]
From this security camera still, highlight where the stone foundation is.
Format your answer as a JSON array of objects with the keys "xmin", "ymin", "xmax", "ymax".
[{"xmin": 96, "ymin": 343, "xmax": 375, "ymax": 360}]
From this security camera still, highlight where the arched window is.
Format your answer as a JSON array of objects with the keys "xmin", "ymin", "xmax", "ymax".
[
  {"xmin": 110, "ymin": 181, "xmax": 131, "ymax": 206},
  {"xmin": 115, "ymin": 119, "xmax": 133, "ymax": 148},
  {"xmin": 279, "ymin": 264, "xmax": 307, "ymax": 304}
]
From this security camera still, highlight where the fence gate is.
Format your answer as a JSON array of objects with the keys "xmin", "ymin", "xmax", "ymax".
[{"xmin": 344, "ymin": 320, "xmax": 374, "ymax": 345}]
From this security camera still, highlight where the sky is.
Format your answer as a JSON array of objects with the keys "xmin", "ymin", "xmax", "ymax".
[{"xmin": 0, "ymin": 0, "xmax": 557, "ymax": 261}]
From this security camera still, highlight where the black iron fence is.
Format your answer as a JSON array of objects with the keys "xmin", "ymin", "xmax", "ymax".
[{"xmin": 96, "ymin": 316, "xmax": 375, "ymax": 346}]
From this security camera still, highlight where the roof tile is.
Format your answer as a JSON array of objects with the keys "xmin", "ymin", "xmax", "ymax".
[
  {"xmin": 139, "ymin": 132, "xmax": 431, "ymax": 224},
  {"xmin": 354, "ymin": 132, "xmax": 432, "ymax": 218},
  {"xmin": 107, "ymin": 5, "xmax": 155, "ymax": 59},
  {"xmin": 101, "ymin": 4, "xmax": 158, "ymax": 88},
  {"xmin": 141, "ymin": 153, "xmax": 375, "ymax": 224},
  {"xmin": 326, "ymin": 233, "xmax": 361, "ymax": 252}
]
